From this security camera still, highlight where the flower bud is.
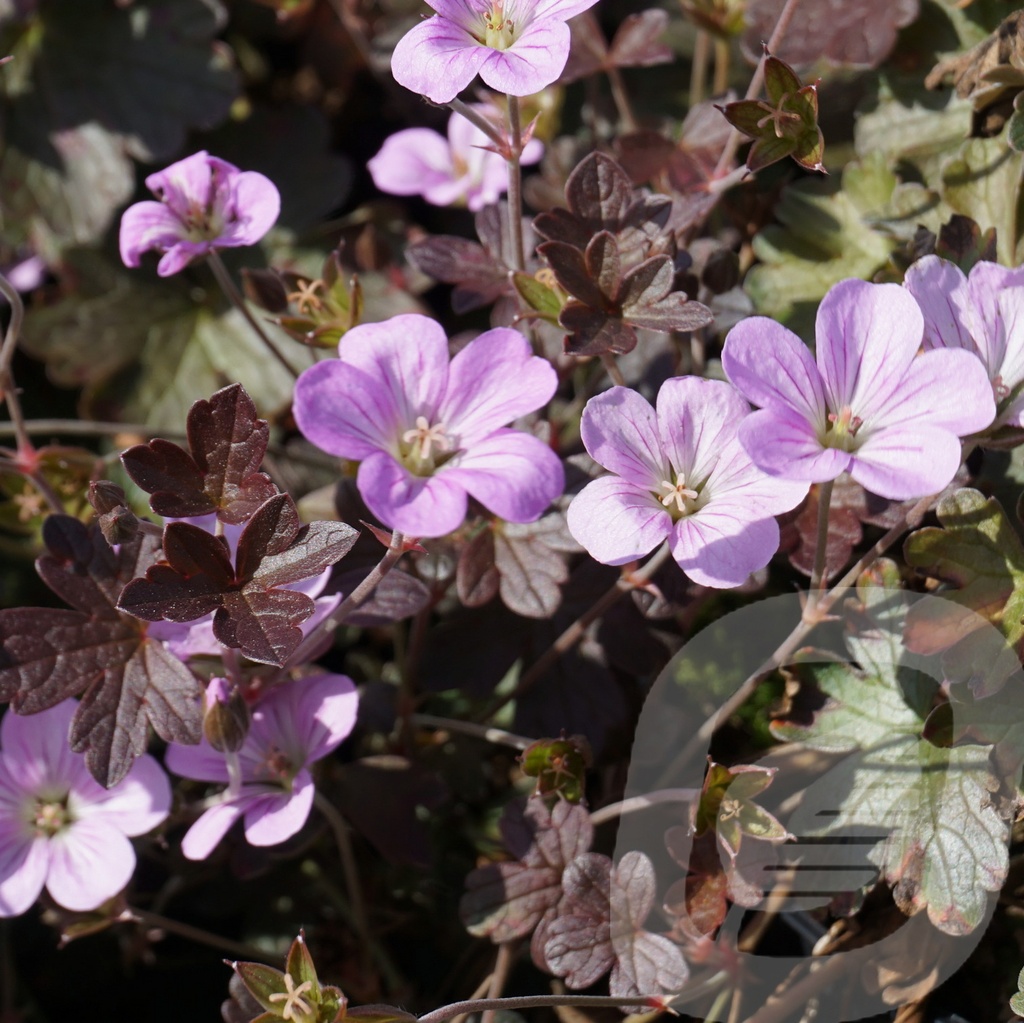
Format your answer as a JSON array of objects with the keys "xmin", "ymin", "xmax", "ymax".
[
  {"xmin": 88, "ymin": 480, "xmax": 139, "ymax": 545},
  {"xmin": 202, "ymin": 677, "xmax": 251, "ymax": 753}
]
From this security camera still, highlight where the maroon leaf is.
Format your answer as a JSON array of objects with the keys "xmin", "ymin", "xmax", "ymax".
[
  {"xmin": 562, "ymin": 9, "xmax": 671, "ymax": 82},
  {"xmin": 559, "ymin": 304, "xmax": 639, "ymax": 356},
  {"xmin": 460, "ymin": 798, "xmax": 593, "ymax": 942},
  {"xmin": 122, "ymin": 383, "xmax": 278, "ymax": 525},
  {"xmin": 0, "ymin": 515, "xmax": 203, "ymax": 787},
  {"xmin": 778, "ymin": 479, "xmax": 864, "ymax": 581},
  {"xmin": 493, "ymin": 515, "xmax": 577, "ymax": 619},
  {"xmin": 331, "ymin": 565, "xmax": 431, "ymax": 626},
  {"xmin": 457, "ymin": 528, "xmax": 500, "ymax": 608},
  {"xmin": 543, "ymin": 853, "xmax": 614, "ymax": 987},
  {"xmin": 118, "ymin": 494, "xmax": 359, "ymax": 666}
]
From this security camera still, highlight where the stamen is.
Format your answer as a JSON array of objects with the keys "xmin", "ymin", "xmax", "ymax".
[
  {"xmin": 268, "ymin": 975, "xmax": 315, "ymax": 1022},
  {"xmin": 402, "ymin": 416, "xmax": 451, "ymax": 463},
  {"xmin": 658, "ymin": 472, "xmax": 700, "ymax": 515}
]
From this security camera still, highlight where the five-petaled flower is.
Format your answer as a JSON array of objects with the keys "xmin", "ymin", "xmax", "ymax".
[
  {"xmin": 904, "ymin": 255, "xmax": 1024, "ymax": 436},
  {"xmin": 0, "ymin": 700, "xmax": 171, "ymax": 915},
  {"xmin": 369, "ymin": 107, "xmax": 543, "ymax": 211},
  {"xmin": 391, "ymin": 0, "xmax": 599, "ymax": 104},
  {"xmin": 566, "ymin": 378, "xmax": 807, "ymax": 588},
  {"xmin": 165, "ymin": 673, "xmax": 358, "ymax": 860},
  {"xmin": 722, "ymin": 278, "xmax": 996, "ymax": 501},
  {"xmin": 292, "ymin": 313, "xmax": 564, "ymax": 538},
  {"xmin": 119, "ymin": 150, "xmax": 281, "ymax": 277}
]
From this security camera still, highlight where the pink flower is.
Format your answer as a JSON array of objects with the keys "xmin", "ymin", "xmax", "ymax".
[
  {"xmin": 292, "ymin": 314, "xmax": 564, "ymax": 538},
  {"xmin": 119, "ymin": 151, "xmax": 281, "ymax": 277},
  {"xmin": 165, "ymin": 674, "xmax": 358, "ymax": 860},
  {"xmin": 391, "ymin": 0, "xmax": 598, "ymax": 104},
  {"xmin": 567, "ymin": 379, "xmax": 806, "ymax": 588},
  {"xmin": 368, "ymin": 108, "xmax": 543, "ymax": 211},
  {"xmin": 904, "ymin": 255, "xmax": 1024, "ymax": 433},
  {"xmin": 0, "ymin": 701, "xmax": 171, "ymax": 915},
  {"xmin": 722, "ymin": 279, "xmax": 996, "ymax": 501}
]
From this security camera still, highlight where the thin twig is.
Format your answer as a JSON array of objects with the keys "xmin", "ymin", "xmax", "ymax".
[
  {"xmin": 606, "ymin": 66, "xmax": 637, "ymax": 131},
  {"xmin": 411, "ymin": 714, "xmax": 534, "ymax": 750},
  {"xmin": 479, "ymin": 544, "xmax": 673, "ymax": 722},
  {"xmin": 127, "ymin": 907, "xmax": 276, "ymax": 962},
  {"xmin": 417, "ymin": 994, "xmax": 660, "ymax": 1023},
  {"xmin": 481, "ymin": 943, "xmax": 516, "ymax": 1023},
  {"xmin": 601, "ymin": 352, "xmax": 627, "ymax": 387},
  {"xmin": 314, "ymin": 791, "xmax": 372, "ymax": 970},
  {"xmin": 207, "ymin": 251, "xmax": 301, "ymax": 379},
  {"xmin": 589, "ymin": 787, "xmax": 699, "ymax": 826}
]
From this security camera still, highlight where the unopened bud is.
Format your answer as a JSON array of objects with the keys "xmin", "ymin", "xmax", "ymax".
[
  {"xmin": 88, "ymin": 480, "xmax": 139, "ymax": 545},
  {"xmin": 203, "ymin": 677, "xmax": 251, "ymax": 752}
]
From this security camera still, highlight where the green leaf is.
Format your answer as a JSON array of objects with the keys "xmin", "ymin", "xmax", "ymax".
[
  {"xmin": 519, "ymin": 735, "xmax": 592, "ymax": 803},
  {"xmin": 774, "ymin": 584, "xmax": 1009, "ymax": 935},
  {"xmin": 745, "ymin": 153, "xmax": 898, "ymax": 333},
  {"xmin": 941, "ymin": 137, "xmax": 1024, "ymax": 267},
  {"xmin": 1010, "ymin": 965, "xmax": 1024, "ymax": 1016},
  {"xmin": 904, "ymin": 488, "xmax": 1024, "ymax": 697}
]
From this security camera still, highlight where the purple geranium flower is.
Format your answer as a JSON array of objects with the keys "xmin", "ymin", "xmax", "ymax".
[
  {"xmin": 391, "ymin": 0, "xmax": 598, "ymax": 104},
  {"xmin": 293, "ymin": 314, "xmax": 563, "ymax": 538},
  {"xmin": 904, "ymin": 255, "xmax": 1024, "ymax": 433},
  {"xmin": 721, "ymin": 278, "xmax": 996, "ymax": 501},
  {"xmin": 368, "ymin": 107, "xmax": 543, "ymax": 211},
  {"xmin": 566, "ymin": 379, "xmax": 806, "ymax": 588},
  {"xmin": 165, "ymin": 673, "xmax": 358, "ymax": 860},
  {"xmin": 0, "ymin": 701, "xmax": 171, "ymax": 915},
  {"xmin": 119, "ymin": 151, "xmax": 280, "ymax": 277}
]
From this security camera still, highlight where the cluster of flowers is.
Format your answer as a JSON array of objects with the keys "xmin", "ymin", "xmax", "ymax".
[{"xmin": 40, "ymin": 0, "xmax": 1022, "ymax": 922}]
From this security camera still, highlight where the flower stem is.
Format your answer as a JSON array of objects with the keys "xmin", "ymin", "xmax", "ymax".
[
  {"xmin": 713, "ymin": 36, "xmax": 730, "ymax": 95},
  {"xmin": 276, "ymin": 529, "xmax": 408, "ymax": 677},
  {"xmin": 417, "ymin": 994, "xmax": 662, "ymax": 1023},
  {"xmin": 690, "ymin": 29, "xmax": 710, "ymax": 105},
  {"xmin": 207, "ymin": 251, "xmax": 301, "ymax": 380},
  {"xmin": 481, "ymin": 942, "xmax": 515, "ymax": 1023},
  {"xmin": 411, "ymin": 713, "xmax": 533, "ymax": 750},
  {"xmin": 655, "ymin": 488, "xmax": 939, "ymax": 786},
  {"xmin": 448, "ymin": 98, "xmax": 505, "ymax": 148},
  {"xmin": 313, "ymin": 790, "xmax": 372, "ymax": 970},
  {"xmin": 505, "ymin": 95, "xmax": 526, "ymax": 273},
  {"xmin": 127, "ymin": 907, "xmax": 275, "ymax": 962},
  {"xmin": 606, "ymin": 66, "xmax": 637, "ymax": 131},
  {"xmin": 806, "ymin": 477, "xmax": 834, "ymax": 613},
  {"xmin": 479, "ymin": 543, "xmax": 672, "ymax": 722},
  {"xmin": 589, "ymin": 786, "xmax": 699, "ymax": 826},
  {"xmin": 600, "ymin": 352, "xmax": 627, "ymax": 387},
  {"xmin": 712, "ymin": 0, "xmax": 803, "ymax": 181}
]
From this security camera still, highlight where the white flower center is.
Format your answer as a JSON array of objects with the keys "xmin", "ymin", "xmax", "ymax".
[
  {"xmin": 822, "ymin": 405, "xmax": 863, "ymax": 453},
  {"xmin": 268, "ymin": 974, "xmax": 315, "ymax": 1023},
  {"xmin": 481, "ymin": 0, "xmax": 517, "ymax": 48},
  {"xmin": 31, "ymin": 794, "xmax": 72, "ymax": 838},
  {"xmin": 257, "ymin": 744, "xmax": 297, "ymax": 791},
  {"xmin": 401, "ymin": 416, "xmax": 453, "ymax": 476},
  {"xmin": 656, "ymin": 471, "xmax": 701, "ymax": 519}
]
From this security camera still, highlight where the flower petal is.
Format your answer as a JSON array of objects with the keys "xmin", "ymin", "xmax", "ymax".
[
  {"xmin": 655, "ymin": 377, "xmax": 750, "ymax": 484},
  {"xmin": 70, "ymin": 754, "xmax": 171, "ymax": 837},
  {"xmin": 46, "ymin": 818, "xmax": 135, "ymax": 911},
  {"xmin": 670, "ymin": 511, "xmax": 782, "ymax": 589},
  {"xmin": 737, "ymin": 407, "xmax": 851, "ymax": 482},
  {"xmin": 815, "ymin": 279, "xmax": 923, "ymax": 422},
  {"xmin": 243, "ymin": 772, "xmax": 315, "ymax": 847},
  {"xmin": 442, "ymin": 429, "xmax": 564, "ymax": 522},
  {"xmin": 904, "ymin": 256, "xmax": 977, "ymax": 355},
  {"xmin": 439, "ymin": 328, "xmax": 557, "ymax": 446},
  {"xmin": 722, "ymin": 317, "xmax": 827, "ymax": 428},
  {"xmin": 391, "ymin": 17, "xmax": 490, "ymax": 104},
  {"xmin": 849, "ymin": 425, "xmax": 964, "ymax": 500},
  {"xmin": 0, "ymin": 702, "xmax": 88, "ymax": 794},
  {"xmin": 357, "ymin": 450, "xmax": 469, "ymax": 537},
  {"xmin": 580, "ymin": 386, "xmax": 668, "ymax": 489},
  {"xmin": 0, "ymin": 828, "xmax": 47, "ymax": 917},
  {"xmin": 165, "ymin": 737, "xmax": 231, "ymax": 785},
  {"xmin": 144, "ymin": 151, "xmax": 219, "ymax": 218},
  {"xmin": 119, "ymin": 201, "xmax": 186, "ymax": 268},
  {"xmin": 217, "ymin": 170, "xmax": 281, "ymax": 248},
  {"xmin": 156, "ymin": 240, "xmax": 211, "ymax": 277},
  {"xmin": 532, "ymin": 0, "xmax": 600, "ymax": 18},
  {"xmin": 996, "ymin": 285, "xmax": 1024, "ymax": 398},
  {"xmin": 703, "ymin": 437, "xmax": 809, "ymax": 515},
  {"xmin": 567, "ymin": 476, "xmax": 670, "ymax": 565},
  {"xmin": 478, "ymin": 20, "xmax": 572, "ymax": 95},
  {"xmin": 869, "ymin": 347, "xmax": 995, "ymax": 436},
  {"xmin": 368, "ymin": 128, "xmax": 456, "ymax": 199},
  {"xmin": 181, "ymin": 800, "xmax": 246, "ymax": 860}
]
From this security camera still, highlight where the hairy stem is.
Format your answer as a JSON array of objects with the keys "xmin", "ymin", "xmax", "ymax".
[
  {"xmin": 505, "ymin": 95, "xmax": 526, "ymax": 272},
  {"xmin": 411, "ymin": 713, "xmax": 533, "ymax": 750},
  {"xmin": 601, "ymin": 352, "xmax": 627, "ymax": 387},
  {"xmin": 481, "ymin": 943, "xmax": 516, "ymax": 1023},
  {"xmin": 589, "ymin": 787, "xmax": 699, "ymax": 826},
  {"xmin": 449, "ymin": 97, "xmax": 505, "ymax": 148},
  {"xmin": 713, "ymin": 36, "xmax": 730, "ymax": 95},
  {"xmin": 207, "ymin": 251, "xmax": 301, "ymax": 379},
  {"xmin": 690, "ymin": 29, "xmax": 710, "ymax": 105},
  {"xmin": 806, "ymin": 478, "xmax": 834, "ymax": 613},
  {"xmin": 479, "ymin": 543, "xmax": 673, "ymax": 722},
  {"xmin": 656, "ymin": 488, "xmax": 937, "ymax": 785}
]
